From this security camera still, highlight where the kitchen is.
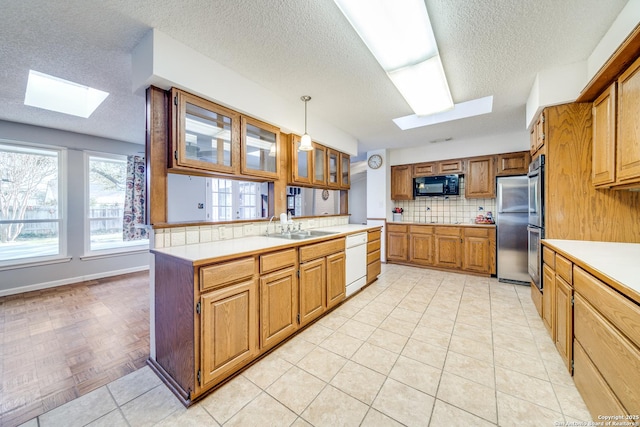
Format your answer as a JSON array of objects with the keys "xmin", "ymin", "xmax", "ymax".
[{"xmin": 1, "ymin": 1, "xmax": 640, "ymax": 426}]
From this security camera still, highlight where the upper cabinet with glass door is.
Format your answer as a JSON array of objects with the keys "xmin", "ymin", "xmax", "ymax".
[
  {"xmin": 312, "ymin": 143, "xmax": 327, "ymax": 186},
  {"xmin": 171, "ymin": 88, "xmax": 239, "ymax": 174},
  {"xmin": 340, "ymin": 152, "xmax": 350, "ymax": 189},
  {"xmin": 290, "ymin": 134, "xmax": 312, "ymax": 185},
  {"xmin": 241, "ymin": 116, "xmax": 280, "ymax": 179},
  {"xmin": 327, "ymin": 149, "xmax": 340, "ymax": 188}
]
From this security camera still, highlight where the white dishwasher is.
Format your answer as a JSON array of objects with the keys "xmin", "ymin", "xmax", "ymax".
[{"xmin": 345, "ymin": 232, "xmax": 368, "ymax": 297}]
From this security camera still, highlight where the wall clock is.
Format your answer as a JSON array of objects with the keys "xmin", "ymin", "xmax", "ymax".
[
  {"xmin": 368, "ymin": 154, "xmax": 383, "ymax": 169},
  {"xmin": 321, "ymin": 189, "xmax": 330, "ymax": 200}
]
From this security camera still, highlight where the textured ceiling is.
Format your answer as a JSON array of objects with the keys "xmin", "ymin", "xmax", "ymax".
[{"xmin": 0, "ymin": 0, "xmax": 629, "ymax": 155}]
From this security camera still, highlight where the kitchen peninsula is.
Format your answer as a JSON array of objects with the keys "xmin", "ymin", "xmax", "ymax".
[{"xmin": 150, "ymin": 223, "xmax": 382, "ymax": 405}]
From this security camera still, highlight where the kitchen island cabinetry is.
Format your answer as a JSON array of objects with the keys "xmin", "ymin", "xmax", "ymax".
[
  {"xmin": 465, "ymin": 156, "xmax": 496, "ymax": 198},
  {"xmin": 390, "ymin": 165, "xmax": 413, "ymax": 200},
  {"xmin": 386, "ymin": 223, "xmax": 495, "ymax": 276},
  {"xmin": 259, "ymin": 249, "xmax": 298, "ymax": 350},
  {"xmin": 366, "ymin": 228, "xmax": 382, "ymax": 283},
  {"xmin": 299, "ymin": 238, "xmax": 346, "ymax": 326},
  {"xmin": 540, "ymin": 240, "xmax": 640, "ymax": 419}
]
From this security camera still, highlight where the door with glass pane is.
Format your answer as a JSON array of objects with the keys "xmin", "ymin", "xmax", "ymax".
[
  {"xmin": 291, "ymin": 134, "xmax": 312, "ymax": 185},
  {"xmin": 340, "ymin": 153, "xmax": 350, "ymax": 189},
  {"xmin": 241, "ymin": 117, "xmax": 279, "ymax": 179},
  {"xmin": 312, "ymin": 144, "xmax": 327, "ymax": 186},
  {"xmin": 172, "ymin": 89, "xmax": 239, "ymax": 174},
  {"xmin": 327, "ymin": 149, "xmax": 340, "ymax": 188}
]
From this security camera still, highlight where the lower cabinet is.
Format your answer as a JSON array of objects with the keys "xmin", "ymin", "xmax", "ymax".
[
  {"xmin": 298, "ymin": 237, "xmax": 346, "ymax": 327},
  {"xmin": 542, "ymin": 263, "xmax": 556, "ymax": 339},
  {"xmin": 554, "ymin": 275, "xmax": 573, "ymax": 371},
  {"xmin": 259, "ymin": 267, "xmax": 298, "ymax": 350},
  {"xmin": 200, "ymin": 279, "xmax": 258, "ymax": 388},
  {"xmin": 387, "ymin": 224, "xmax": 495, "ymax": 275},
  {"xmin": 366, "ymin": 229, "xmax": 382, "ymax": 283}
]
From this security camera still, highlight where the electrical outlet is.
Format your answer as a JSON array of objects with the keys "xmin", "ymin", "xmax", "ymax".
[{"xmin": 197, "ymin": 203, "xmax": 204, "ymax": 209}]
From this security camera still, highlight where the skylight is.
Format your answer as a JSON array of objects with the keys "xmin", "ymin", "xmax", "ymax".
[
  {"xmin": 393, "ymin": 96, "xmax": 494, "ymax": 130},
  {"xmin": 24, "ymin": 70, "xmax": 109, "ymax": 118}
]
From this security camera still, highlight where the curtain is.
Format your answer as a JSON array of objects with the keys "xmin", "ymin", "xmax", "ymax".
[{"xmin": 123, "ymin": 155, "xmax": 147, "ymax": 241}]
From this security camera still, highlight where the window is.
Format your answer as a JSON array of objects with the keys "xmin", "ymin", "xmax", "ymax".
[
  {"xmin": 0, "ymin": 142, "xmax": 64, "ymax": 265},
  {"xmin": 87, "ymin": 153, "xmax": 148, "ymax": 253},
  {"xmin": 211, "ymin": 179, "xmax": 269, "ymax": 221}
]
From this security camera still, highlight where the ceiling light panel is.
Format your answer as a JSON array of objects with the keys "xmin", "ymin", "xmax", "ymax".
[
  {"xmin": 334, "ymin": 0, "xmax": 453, "ymax": 116},
  {"xmin": 24, "ymin": 70, "xmax": 108, "ymax": 118}
]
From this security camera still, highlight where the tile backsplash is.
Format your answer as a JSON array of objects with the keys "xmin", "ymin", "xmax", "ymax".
[
  {"xmin": 152, "ymin": 215, "xmax": 350, "ymax": 249},
  {"xmin": 392, "ymin": 177, "xmax": 496, "ymax": 224}
]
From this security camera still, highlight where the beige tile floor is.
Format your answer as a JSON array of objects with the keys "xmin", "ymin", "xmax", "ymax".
[{"xmin": 21, "ymin": 264, "xmax": 592, "ymax": 427}]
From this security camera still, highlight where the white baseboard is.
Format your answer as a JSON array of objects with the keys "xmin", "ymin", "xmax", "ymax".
[{"xmin": 0, "ymin": 265, "xmax": 150, "ymax": 297}]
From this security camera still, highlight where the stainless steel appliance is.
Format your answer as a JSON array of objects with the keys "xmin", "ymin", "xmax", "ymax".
[
  {"xmin": 527, "ymin": 155, "xmax": 545, "ymax": 289},
  {"xmin": 496, "ymin": 175, "xmax": 529, "ymax": 284}
]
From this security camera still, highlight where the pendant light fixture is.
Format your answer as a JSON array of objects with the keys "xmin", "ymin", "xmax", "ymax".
[{"xmin": 298, "ymin": 95, "xmax": 313, "ymax": 151}]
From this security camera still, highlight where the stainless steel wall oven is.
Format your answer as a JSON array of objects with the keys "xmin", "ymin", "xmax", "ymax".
[{"xmin": 527, "ymin": 155, "xmax": 545, "ymax": 290}]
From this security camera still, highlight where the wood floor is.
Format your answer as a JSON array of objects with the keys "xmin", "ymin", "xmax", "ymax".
[{"xmin": 0, "ymin": 271, "xmax": 150, "ymax": 427}]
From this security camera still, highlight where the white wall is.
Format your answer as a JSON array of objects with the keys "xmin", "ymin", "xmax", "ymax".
[
  {"xmin": 390, "ymin": 130, "xmax": 529, "ymax": 166},
  {"xmin": 0, "ymin": 120, "xmax": 149, "ymax": 295},
  {"xmin": 348, "ymin": 173, "xmax": 367, "ymax": 224}
]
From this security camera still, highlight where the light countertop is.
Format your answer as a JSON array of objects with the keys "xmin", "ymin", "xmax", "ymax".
[
  {"xmin": 151, "ymin": 224, "xmax": 378, "ymax": 266},
  {"xmin": 542, "ymin": 239, "xmax": 640, "ymax": 303},
  {"xmin": 387, "ymin": 221, "xmax": 495, "ymax": 227}
]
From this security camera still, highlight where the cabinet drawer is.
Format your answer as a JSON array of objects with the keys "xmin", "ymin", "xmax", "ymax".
[
  {"xmin": 367, "ymin": 239, "xmax": 381, "ymax": 254},
  {"xmin": 409, "ymin": 225, "xmax": 433, "ymax": 234},
  {"xmin": 200, "ymin": 257, "xmax": 255, "ymax": 291},
  {"xmin": 555, "ymin": 254, "xmax": 572, "ymax": 284},
  {"xmin": 463, "ymin": 227, "xmax": 491, "ymax": 238},
  {"xmin": 574, "ymin": 266, "xmax": 640, "ymax": 348},
  {"xmin": 367, "ymin": 248, "xmax": 380, "ymax": 265},
  {"xmin": 260, "ymin": 249, "xmax": 296, "ymax": 274},
  {"xmin": 367, "ymin": 259, "xmax": 381, "ymax": 279},
  {"xmin": 573, "ymin": 340, "xmax": 626, "ymax": 419},
  {"xmin": 387, "ymin": 224, "xmax": 407, "ymax": 232},
  {"xmin": 367, "ymin": 229, "xmax": 381, "ymax": 242},
  {"xmin": 300, "ymin": 238, "xmax": 345, "ymax": 263},
  {"xmin": 434, "ymin": 226, "xmax": 461, "ymax": 237},
  {"xmin": 542, "ymin": 246, "xmax": 555, "ymax": 269},
  {"xmin": 574, "ymin": 293, "xmax": 640, "ymax": 412},
  {"xmin": 439, "ymin": 159, "xmax": 463, "ymax": 174}
]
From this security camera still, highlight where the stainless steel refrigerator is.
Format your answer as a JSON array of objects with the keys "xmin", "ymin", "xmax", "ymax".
[{"xmin": 496, "ymin": 175, "xmax": 529, "ymax": 284}]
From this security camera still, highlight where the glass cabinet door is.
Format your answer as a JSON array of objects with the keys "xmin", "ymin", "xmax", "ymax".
[
  {"xmin": 241, "ymin": 116, "xmax": 279, "ymax": 179},
  {"xmin": 312, "ymin": 144, "xmax": 326, "ymax": 185},
  {"xmin": 340, "ymin": 153, "xmax": 350, "ymax": 188},
  {"xmin": 327, "ymin": 149, "xmax": 339, "ymax": 188},
  {"xmin": 291, "ymin": 134, "xmax": 312, "ymax": 184},
  {"xmin": 173, "ymin": 89, "xmax": 239, "ymax": 174}
]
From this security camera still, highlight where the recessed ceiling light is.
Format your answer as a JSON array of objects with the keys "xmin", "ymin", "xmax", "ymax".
[
  {"xmin": 393, "ymin": 96, "xmax": 494, "ymax": 130},
  {"xmin": 24, "ymin": 70, "xmax": 109, "ymax": 118}
]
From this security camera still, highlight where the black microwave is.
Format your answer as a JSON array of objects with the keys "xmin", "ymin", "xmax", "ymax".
[{"xmin": 414, "ymin": 175, "xmax": 460, "ymax": 197}]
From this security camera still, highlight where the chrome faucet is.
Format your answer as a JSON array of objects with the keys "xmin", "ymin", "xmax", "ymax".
[{"xmin": 266, "ymin": 216, "xmax": 276, "ymax": 236}]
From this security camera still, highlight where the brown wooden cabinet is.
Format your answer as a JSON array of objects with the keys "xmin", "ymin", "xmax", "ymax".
[
  {"xmin": 200, "ymin": 278, "xmax": 258, "ymax": 388},
  {"xmin": 461, "ymin": 227, "xmax": 494, "ymax": 274},
  {"xmin": 298, "ymin": 237, "xmax": 346, "ymax": 326},
  {"xmin": 616, "ymin": 56, "xmax": 640, "ymax": 186},
  {"xmin": 366, "ymin": 228, "xmax": 381, "ymax": 284},
  {"xmin": 438, "ymin": 159, "xmax": 464, "ymax": 174},
  {"xmin": 496, "ymin": 151, "xmax": 530, "ymax": 176},
  {"xmin": 340, "ymin": 153, "xmax": 350, "ymax": 189},
  {"xmin": 171, "ymin": 88, "xmax": 240, "ymax": 175},
  {"xmin": 327, "ymin": 149, "xmax": 340, "ymax": 188},
  {"xmin": 542, "ymin": 263, "xmax": 556, "ymax": 340},
  {"xmin": 592, "ymin": 83, "xmax": 617, "ymax": 187},
  {"xmin": 290, "ymin": 134, "xmax": 312, "ymax": 185},
  {"xmin": 391, "ymin": 165, "xmax": 414, "ymax": 200},
  {"xmin": 241, "ymin": 116, "xmax": 279, "ymax": 179},
  {"xmin": 555, "ymin": 275, "xmax": 573, "ymax": 371},
  {"xmin": 312, "ymin": 143, "xmax": 327, "ymax": 186},
  {"xmin": 387, "ymin": 224, "xmax": 409, "ymax": 262},
  {"xmin": 413, "ymin": 162, "xmax": 437, "ymax": 177},
  {"xmin": 409, "ymin": 226, "xmax": 434, "ymax": 266},
  {"xmin": 434, "ymin": 227, "xmax": 462, "ymax": 269},
  {"xmin": 465, "ymin": 156, "xmax": 496, "ymax": 198}
]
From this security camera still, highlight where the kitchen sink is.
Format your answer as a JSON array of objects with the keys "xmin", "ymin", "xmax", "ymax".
[{"xmin": 267, "ymin": 230, "xmax": 338, "ymax": 240}]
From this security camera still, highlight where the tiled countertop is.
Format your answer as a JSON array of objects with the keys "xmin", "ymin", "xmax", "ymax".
[
  {"xmin": 151, "ymin": 224, "xmax": 378, "ymax": 266},
  {"xmin": 543, "ymin": 239, "xmax": 640, "ymax": 303}
]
